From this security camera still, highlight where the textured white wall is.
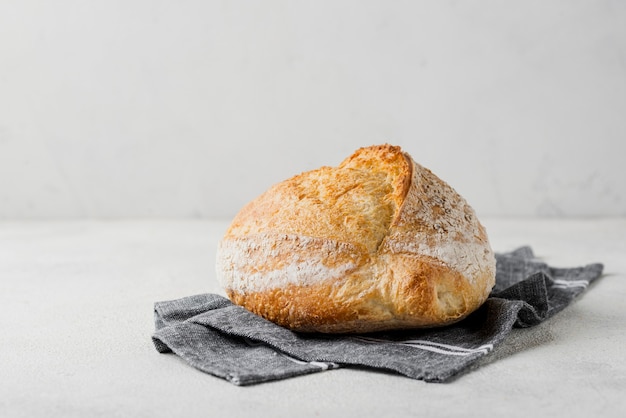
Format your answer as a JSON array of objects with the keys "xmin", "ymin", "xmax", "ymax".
[{"xmin": 1, "ymin": 0, "xmax": 625, "ymax": 219}]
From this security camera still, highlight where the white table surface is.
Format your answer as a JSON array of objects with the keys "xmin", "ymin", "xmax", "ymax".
[{"xmin": 1, "ymin": 218, "xmax": 625, "ymax": 418}]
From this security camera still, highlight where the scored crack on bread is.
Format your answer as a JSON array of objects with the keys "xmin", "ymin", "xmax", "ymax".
[{"xmin": 216, "ymin": 144, "xmax": 496, "ymax": 333}]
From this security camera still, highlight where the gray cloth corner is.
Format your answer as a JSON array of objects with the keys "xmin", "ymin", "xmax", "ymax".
[{"xmin": 152, "ymin": 247, "xmax": 603, "ymax": 385}]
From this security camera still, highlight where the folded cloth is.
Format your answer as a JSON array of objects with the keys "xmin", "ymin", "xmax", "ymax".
[{"xmin": 152, "ymin": 247, "xmax": 603, "ymax": 385}]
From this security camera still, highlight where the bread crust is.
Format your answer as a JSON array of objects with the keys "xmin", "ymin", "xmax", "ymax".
[{"xmin": 216, "ymin": 144, "xmax": 496, "ymax": 333}]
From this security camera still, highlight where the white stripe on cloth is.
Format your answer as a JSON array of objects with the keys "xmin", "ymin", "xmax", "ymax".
[
  {"xmin": 352, "ymin": 337, "xmax": 494, "ymax": 356},
  {"xmin": 244, "ymin": 337, "xmax": 338, "ymax": 370},
  {"xmin": 552, "ymin": 279, "xmax": 589, "ymax": 289},
  {"xmin": 277, "ymin": 352, "xmax": 338, "ymax": 370}
]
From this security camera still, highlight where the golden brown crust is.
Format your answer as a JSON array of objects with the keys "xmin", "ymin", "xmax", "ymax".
[
  {"xmin": 225, "ymin": 255, "xmax": 484, "ymax": 333},
  {"xmin": 224, "ymin": 144, "xmax": 412, "ymax": 253},
  {"xmin": 216, "ymin": 144, "xmax": 496, "ymax": 333}
]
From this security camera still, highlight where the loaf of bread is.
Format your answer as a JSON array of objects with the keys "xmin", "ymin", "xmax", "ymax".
[{"xmin": 216, "ymin": 144, "xmax": 496, "ymax": 333}]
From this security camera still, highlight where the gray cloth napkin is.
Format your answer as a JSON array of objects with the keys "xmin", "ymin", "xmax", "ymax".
[{"xmin": 152, "ymin": 247, "xmax": 603, "ymax": 385}]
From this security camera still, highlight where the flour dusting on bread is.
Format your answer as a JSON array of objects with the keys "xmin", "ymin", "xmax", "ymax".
[
  {"xmin": 217, "ymin": 234, "xmax": 362, "ymax": 292},
  {"xmin": 381, "ymin": 161, "xmax": 494, "ymax": 285}
]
